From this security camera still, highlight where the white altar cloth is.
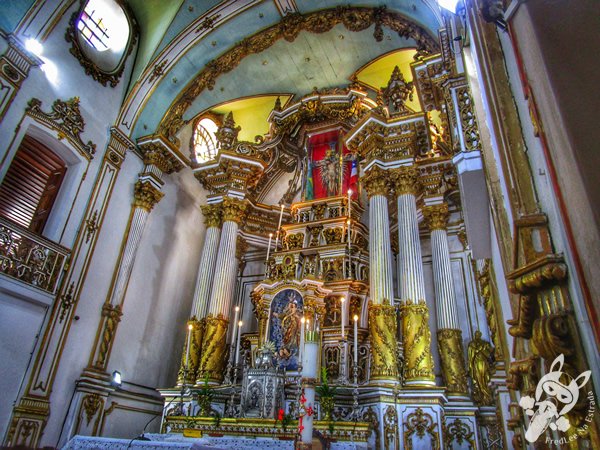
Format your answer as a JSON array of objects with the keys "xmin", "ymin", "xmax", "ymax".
[{"xmin": 63, "ymin": 435, "xmax": 367, "ymax": 450}]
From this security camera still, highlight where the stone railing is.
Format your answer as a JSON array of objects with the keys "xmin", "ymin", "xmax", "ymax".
[{"xmin": 0, "ymin": 217, "xmax": 70, "ymax": 294}]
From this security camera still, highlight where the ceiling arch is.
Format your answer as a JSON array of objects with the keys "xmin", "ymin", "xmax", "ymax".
[{"xmin": 124, "ymin": 3, "xmax": 443, "ymax": 141}]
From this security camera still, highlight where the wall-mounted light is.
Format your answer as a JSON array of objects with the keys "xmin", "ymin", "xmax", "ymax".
[
  {"xmin": 25, "ymin": 38, "xmax": 43, "ymax": 57},
  {"xmin": 111, "ymin": 370, "xmax": 122, "ymax": 387}
]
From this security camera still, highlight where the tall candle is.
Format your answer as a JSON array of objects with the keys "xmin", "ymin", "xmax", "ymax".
[
  {"xmin": 353, "ymin": 314, "xmax": 358, "ymax": 365},
  {"xmin": 185, "ymin": 323, "xmax": 193, "ymax": 370},
  {"xmin": 340, "ymin": 297, "xmax": 345, "ymax": 338},
  {"xmin": 234, "ymin": 320, "xmax": 243, "ymax": 365},
  {"xmin": 347, "ymin": 219, "xmax": 351, "ymax": 249},
  {"xmin": 347, "ymin": 189, "xmax": 352, "ymax": 218},
  {"xmin": 231, "ymin": 305, "xmax": 240, "ymax": 346},
  {"xmin": 299, "ymin": 316, "xmax": 305, "ymax": 366},
  {"xmin": 266, "ymin": 233, "xmax": 273, "ymax": 261}
]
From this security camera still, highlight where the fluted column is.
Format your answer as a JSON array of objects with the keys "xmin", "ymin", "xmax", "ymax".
[
  {"xmin": 198, "ymin": 197, "xmax": 247, "ymax": 382},
  {"xmin": 176, "ymin": 204, "xmax": 221, "ymax": 385},
  {"xmin": 424, "ymin": 203, "xmax": 468, "ymax": 396},
  {"xmin": 362, "ymin": 166, "xmax": 394, "ymax": 304},
  {"xmin": 90, "ymin": 179, "xmax": 163, "ymax": 370},
  {"xmin": 391, "ymin": 166, "xmax": 435, "ymax": 386},
  {"xmin": 361, "ymin": 166, "xmax": 397, "ymax": 381}
]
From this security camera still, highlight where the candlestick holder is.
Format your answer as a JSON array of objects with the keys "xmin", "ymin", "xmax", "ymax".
[
  {"xmin": 223, "ymin": 344, "xmax": 234, "ymax": 385},
  {"xmin": 337, "ymin": 338, "xmax": 348, "ymax": 385}
]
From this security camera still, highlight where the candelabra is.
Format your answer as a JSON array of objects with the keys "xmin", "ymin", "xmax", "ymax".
[
  {"xmin": 352, "ymin": 362, "xmax": 359, "ymax": 421},
  {"xmin": 337, "ymin": 338, "xmax": 348, "ymax": 385},
  {"xmin": 223, "ymin": 343, "xmax": 234, "ymax": 385}
]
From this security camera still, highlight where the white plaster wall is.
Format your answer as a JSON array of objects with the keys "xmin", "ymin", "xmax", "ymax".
[
  {"xmin": 0, "ymin": 1, "xmax": 140, "ymax": 444},
  {"xmin": 109, "ymin": 168, "xmax": 206, "ymax": 390},
  {"xmin": 0, "ymin": 286, "xmax": 49, "ymax": 439}
]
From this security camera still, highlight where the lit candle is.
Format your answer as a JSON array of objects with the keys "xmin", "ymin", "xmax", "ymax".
[
  {"xmin": 234, "ymin": 320, "xmax": 243, "ymax": 365},
  {"xmin": 231, "ymin": 305, "xmax": 240, "ymax": 349},
  {"xmin": 347, "ymin": 219, "xmax": 351, "ymax": 249},
  {"xmin": 353, "ymin": 314, "xmax": 358, "ymax": 366},
  {"xmin": 299, "ymin": 317, "xmax": 306, "ymax": 366},
  {"xmin": 274, "ymin": 204, "xmax": 284, "ymax": 249},
  {"xmin": 347, "ymin": 189, "xmax": 352, "ymax": 218},
  {"xmin": 185, "ymin": 323, "xmax": 193, "ymax": 370},
  {"xmin": 266, "ymin": 232, "xmax": 273, "ymax": 261},
  {"xmin": 340, "ymin": 297, "xmax": 345, "ymax": 338}
]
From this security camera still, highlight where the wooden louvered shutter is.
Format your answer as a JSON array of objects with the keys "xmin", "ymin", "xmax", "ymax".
[{"xmin": 0, "ymin": 135, "xmax": 67, "ymax": 233}]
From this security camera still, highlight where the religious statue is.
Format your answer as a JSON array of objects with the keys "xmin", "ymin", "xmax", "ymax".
[
  {"xmin": 314, "ymin": 146, "xmax": 342, "ymax": 197},
  {"xmin": 273, "ymin": 293, "xmax": 303, "ymax": 360},
  {"xmin": 468, "ymin": 330, "xmax": 495, "ymax": 406}
]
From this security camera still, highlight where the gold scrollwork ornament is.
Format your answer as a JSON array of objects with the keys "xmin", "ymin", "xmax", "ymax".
[{"xmin": 368, "ymin": 300, "xmax": 398, "ymax": 380}]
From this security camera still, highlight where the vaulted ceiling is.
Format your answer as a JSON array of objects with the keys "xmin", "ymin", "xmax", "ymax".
[{"xmin": 122, "ymin": 1, "xmax": 444, "ymax": 140}]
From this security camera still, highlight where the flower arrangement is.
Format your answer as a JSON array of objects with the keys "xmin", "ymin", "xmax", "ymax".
[
  {"xmin": 275, "ymin": 407, "xmax": 294, "ymax": 432},
  {"xmin": 198, "ymin": 374, "xmax": 213, "ymax": 417}
]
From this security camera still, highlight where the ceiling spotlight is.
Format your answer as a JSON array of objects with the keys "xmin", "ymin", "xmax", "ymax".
[
  {"xmin": 25, "ymin": 38, "xmax": 43, "ymax": 57},
  {"xmin": 111, "ymin": 370, "xmax": 122, "ymax": 387}
]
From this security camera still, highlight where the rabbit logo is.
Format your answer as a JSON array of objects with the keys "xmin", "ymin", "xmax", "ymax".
[{"xmin": 519, "ymin": 354, "xmax": 591, "ymax": 443}]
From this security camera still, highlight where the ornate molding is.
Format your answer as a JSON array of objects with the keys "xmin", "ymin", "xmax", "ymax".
[
  {"xmin": 381, "ymin": 66, "xmax": 414, "ymax": 114},
  {"xmin": 94, "ymin": 303, "xmax": 122, "ymax": 369},
  {"xmin": 64, "ymin": 1, "xmax": 138, "ymax": 87},
  {"xmin": 158, "ymin": 6, "xmax": 438, "ymax": 140},
  {"xmin": 437, "ymin": 328, "xmax": 468, "ymax": 395},
  {"xmin": 138, "ymin": 138, "xmax": 185, "ymax": 174},
  {"xmin": 367, "ymin": 301, "xmax": 398, "ymax": 380},
  {"xmin": 221, "ymin": 197, "xmax": 248, "ymax": 224},
  {"xmin": 390, "ymin": 165, "xmax": 420, "ymax": 195},
  {"xmin": 133, "ymin": 181, "xmax": 164, "ymax": 212},
  {"xmin": 361, "ymin": 165, "xmax": 390, "ymax": 198},
  {"xmin": 399, "ymin": 299, "xmax": 435, "ymax": 384},
  {"xmin": 200, "ymin": 204, "xmax": 222, "ymax": 228},
  {"xmin": 403, "ymin": 408, "xmax": 440, "ymax": 450},
  {"xmin": 198, "ymin": 314, "xmax": 229, "ymax": 382},
  {"xmin": 26, "ymin": 97, "xmax": 96, "ymax": 158},
  {"xmin": 423, "ymin": 203, "xmax": 449, "ymax": 231}
]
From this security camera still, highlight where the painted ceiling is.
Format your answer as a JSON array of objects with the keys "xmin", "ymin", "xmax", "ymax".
[{"xmin": 123, "ymin": 1, "xmax": 443, "ymax": 140}]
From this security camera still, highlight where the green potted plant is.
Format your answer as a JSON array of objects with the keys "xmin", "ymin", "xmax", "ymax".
[
  {"xmin": 315, "ymin": 367, "xmax": 337, "ymax": 422},
  {"xmin": 197, "ymin": 375, "xmax": 213, "ymax": 417}
]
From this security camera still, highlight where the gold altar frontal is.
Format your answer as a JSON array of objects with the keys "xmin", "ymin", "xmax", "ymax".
[{"xmin": 164, "ymin": 417, "xmax": 370, "ymax": 443}]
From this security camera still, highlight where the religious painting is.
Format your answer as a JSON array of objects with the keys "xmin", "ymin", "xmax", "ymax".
[
  {"xmin": 305, "ymin": 129, "xmax": 357, "ymax": 200},
  {"xmin": 268, "ymin": 289, "xmax": 303, "ymax": 370}
]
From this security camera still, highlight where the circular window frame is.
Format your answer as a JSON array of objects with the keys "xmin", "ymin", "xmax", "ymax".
[{"xmin": 65, "ymin": 0, "xmax": 138, "ymax": 87}]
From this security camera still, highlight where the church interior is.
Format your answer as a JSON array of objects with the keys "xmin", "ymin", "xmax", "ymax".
[{"xmin": 0, "ymin": 0, "xmax": 598, "ymax": 449}]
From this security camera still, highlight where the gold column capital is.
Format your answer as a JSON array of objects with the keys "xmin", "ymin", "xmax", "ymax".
[
  {"xmin": 133, "ymin": 180, "xmax": 164, "ymax": 211},
  {"xmin": 390, "ymin": 165, "xmax": 420, "ymax": 195},
  {"xmin": 361, "ymin": 165, "xmax": 390, "ymax": 198},
  {"xmin": 200, "ymin": 204, "xmax": 222, "ymax": 228},
  {"xmin": 221, "ymin": 197, "xmax": 248, "ymax": 224},
  {"xmin": 423, "ymin": 203, "xmax": 449, "ymax": 231}
]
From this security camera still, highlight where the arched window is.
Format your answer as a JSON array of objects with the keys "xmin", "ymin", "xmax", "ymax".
[{"xmin": 193, "ymin": 117, "xmax": 219, "ymax": 163}]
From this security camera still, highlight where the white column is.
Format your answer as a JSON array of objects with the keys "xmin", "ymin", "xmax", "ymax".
[
  {"xmin": 191, "ymin": 205, "xmax": 221, "ymax": 318},
  {"xmin": 362, "ymin": 166, "xmax": 394, "ymax": 304},
  {"xmin": 393, "ymin": 166, "xmax": 426, "ymax": 302},
  {"xmin": 430, "ymin": 226, "xmax": 460, "ymax": 328},
  {"xmin": 107, "ymin": 205, "xmax": 152, "ymax": 306},
  {"xmin": 207, "ymin": 197, "xmax": 247, "ymax": 317}
]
